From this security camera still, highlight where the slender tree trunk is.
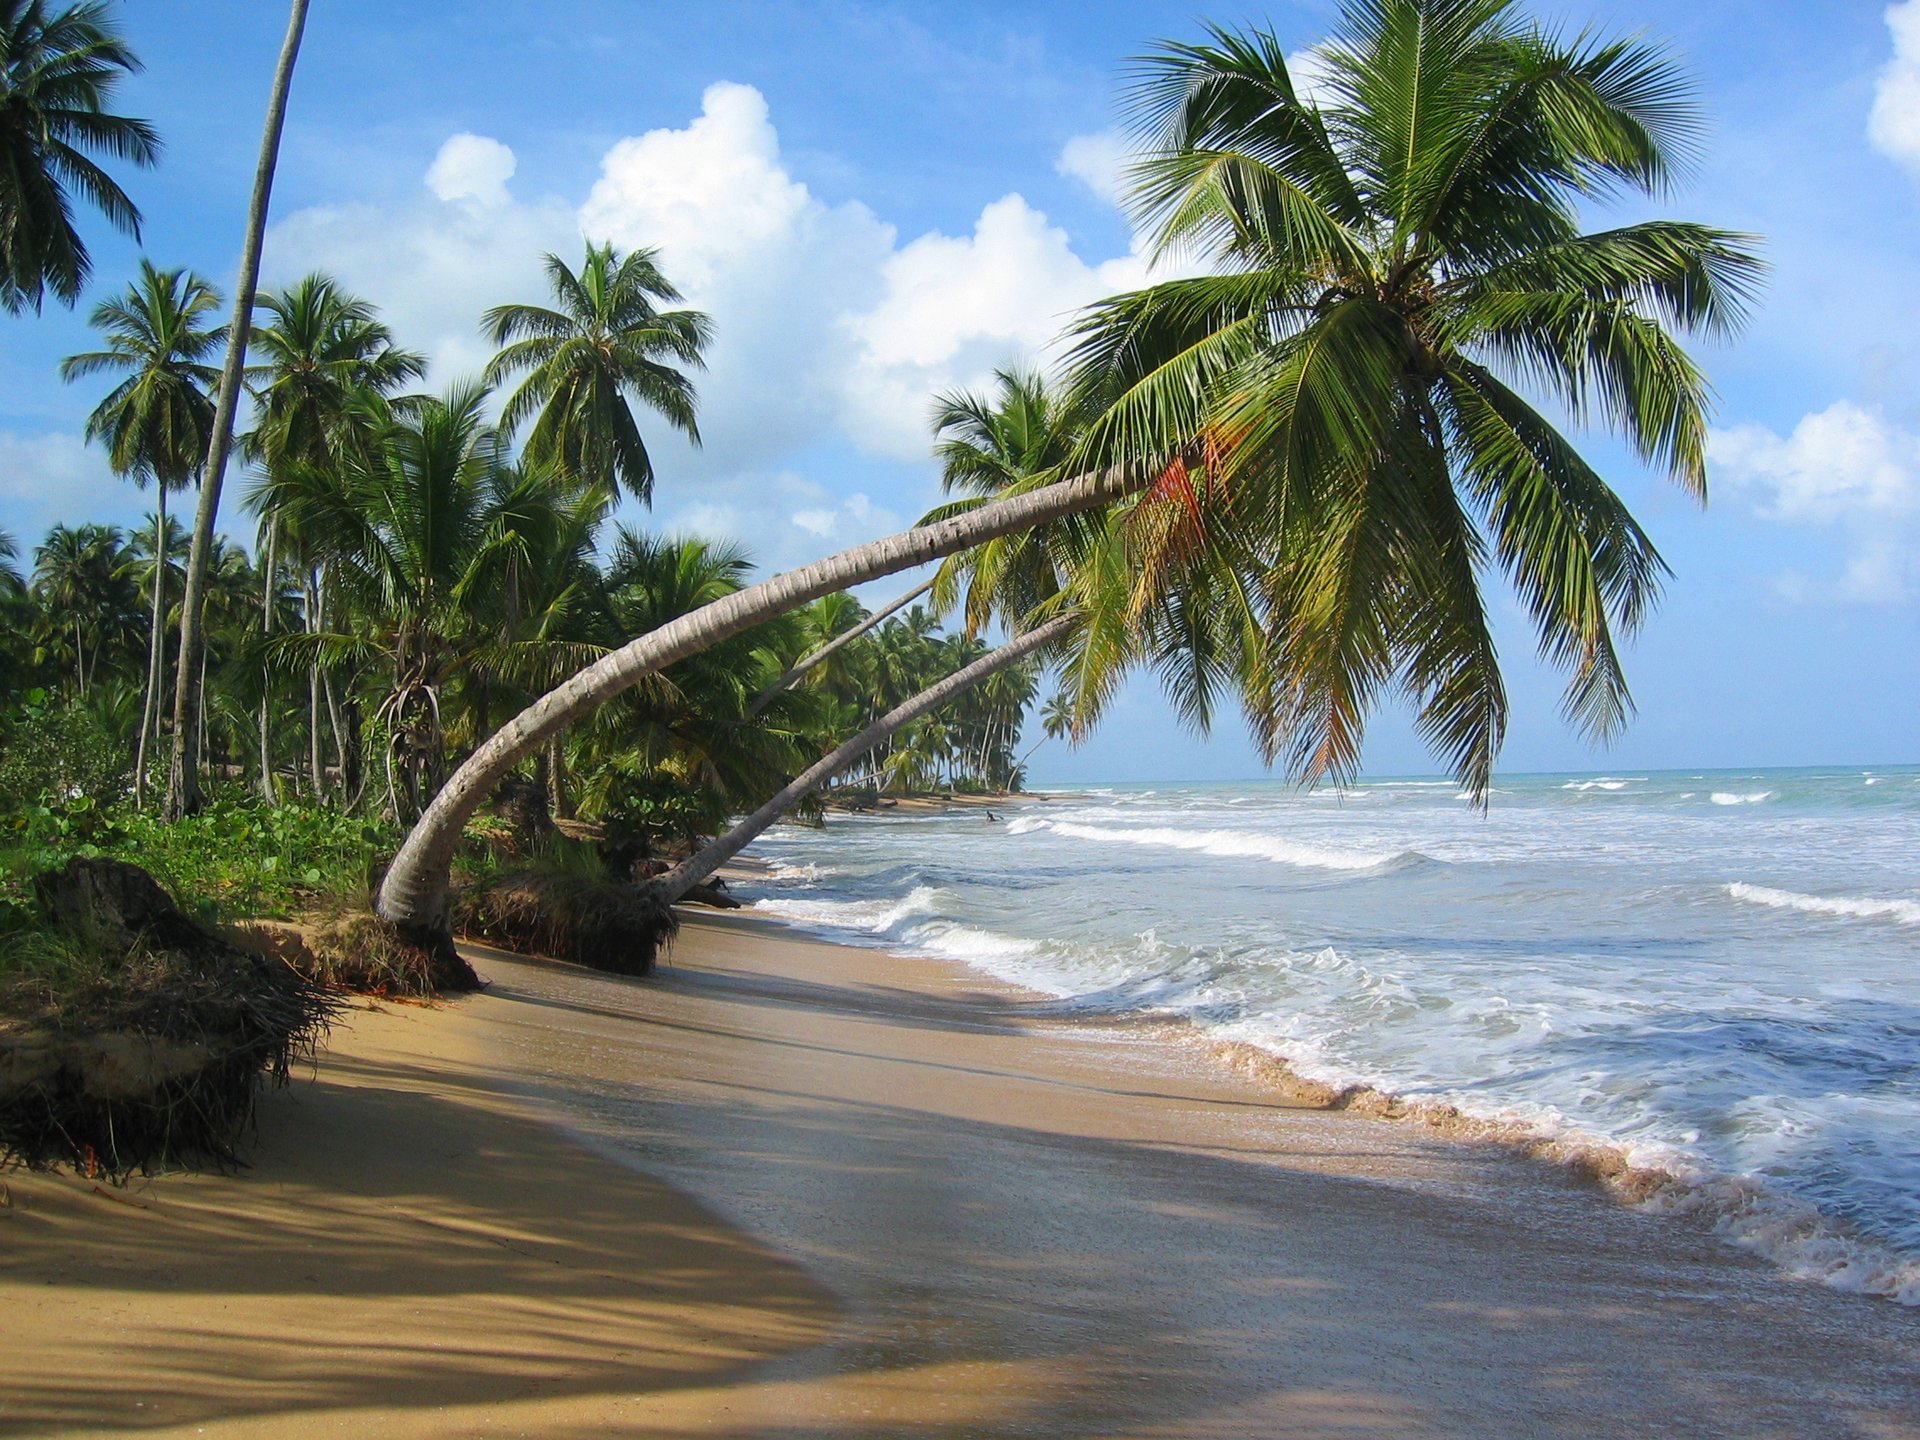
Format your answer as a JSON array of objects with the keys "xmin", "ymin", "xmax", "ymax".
[
  {"xmin": 306, "ymin": 570, "xmax": 324, "ymax": 801},
  {"xmin": 747, "ymin": 577, "xmax": 932, "ymax": 717},
  {"xmin": 166, "ymin": 0, "xmax": 310, "ymax": 820},
  {"xmin": 257, "ymin": 517, "xmax": 279, "ymax": 804},
  {"xmin": 323, "ymin": 667, "xmax": 348, "ymax": 808},
  {"xmin": 375, "ymin": 462, "xmax": 1147, "ymax": 936},
  {"xmin": 547, "ymin": 735, "xmax": 573, "ymax": 821},
  {"xmin": 653, "ymin": 616, "xmax": 1072, "ymax": 905},
  {"xmin": 134, "ymin": 489, "xmax": 167, "ymax": 809}
]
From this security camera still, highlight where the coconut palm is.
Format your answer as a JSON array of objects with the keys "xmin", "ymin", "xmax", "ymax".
[
  {"xmin": 167, "ymin": 0, "xmax": 310, "ymax": 820},
  {"xmin": 1064, "ymin": 2, "xmax": 1763, "ymax": 795},
  {"xmin": 30, "ymin": 520, "xmax": 134, "ymax": 694},
  {"xmin": 0, "ymin": 0, "xmax": 159, "ymax": 313},
  {"xmin": 484, "ymin": 242, "xmax": 712, "ymax": 505},
  {"xmin": 60, "ymin": 259, "xmax": 223, "ymax": 805},
  {"xmin": 381, "ymin": 2, "xmax": 1755, "ymax": 941},
  {"xmin": 264, "ymin": 384, "xmax": 513, "ymax": 820},
  {"xmin": 245, "ymin": 272, "xmax": 423, "ymax": 803}
]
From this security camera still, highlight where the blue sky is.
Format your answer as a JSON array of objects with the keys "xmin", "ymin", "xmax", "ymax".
[{"xmin": 3, "ymin": 1, "xmax": 1917, "ymax": 783}]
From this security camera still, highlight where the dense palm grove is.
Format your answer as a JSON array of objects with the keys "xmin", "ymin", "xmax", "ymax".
[
  {"xmin": 0, "ymin": 258, "xmax": 1052, "ymax": 838},
  {"xmin": 3, "ymin": 0, "xmax": 1759, "ymax": 949}
]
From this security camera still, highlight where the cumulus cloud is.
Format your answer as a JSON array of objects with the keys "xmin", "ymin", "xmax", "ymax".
[
  {"xmin": 264, "ymin": 80, "xmax": 1180, "ymax": 561},
  {"xmin": 1057, "ymin": 130, "xmax": 1133, "ymax": 208},
  {"xmin": 1709, "ymin": 400, "xmax": 1920, "ymax": 601},
  {"xmin": 1870, "ymin": 1, "xmax": 1920, "ymax": 173},
  {"xmin": 425, "ymin": 133, "xmax": 517, "ymax": 207}
]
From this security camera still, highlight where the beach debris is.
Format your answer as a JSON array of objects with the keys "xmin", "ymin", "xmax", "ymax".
[
  {"xmin": 0, "ymin": 857, "xmax": 339, "ymax": 1180},
  {"xmin": 454, "ymin": 868, "xmax": 677, "ymax": 976}
]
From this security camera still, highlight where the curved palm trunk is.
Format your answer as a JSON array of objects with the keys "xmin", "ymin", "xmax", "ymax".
[
  {"xmin": 654, "ymin": 615, "xmax": 1072, "ymax": 906},
  {"xmin": 746, "ymin": 577, "xmax": 932, "ymax": 718},
  {"xmin": 166, "ymin": 0, "xmax": 310, "ymax": 820},
  {"xmin": 133, "ymin": 487, "xmax": 167, "ymax": 809},
  {"xmin": 376, "ymin": 463, "xmax": 1146, "ymax": 935}
]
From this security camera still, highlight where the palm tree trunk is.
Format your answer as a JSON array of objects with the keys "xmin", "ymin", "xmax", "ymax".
[
  {"xmin": 747, "ymin": 577, "xmax": 932, "ymax": 717},
  {"xmin": 134, "ymin": 489, "xmax": 167, "ymax": 809},
  {"xmin": 166, "ymin": 0, "xmax": 310, "ymax": 820},
  {"xmin": 257, "ymin": 517, "xmax": 279, "ymax": 804},
  {"xmin": 322, "ymin": 668, "xmax": 348, "ymax": 809},
  {"xmin": 375, "ymin": 462, "xmax": 1147, "ymax": 936},
  {"xmin": 547, "ymin": 735, "xmax": 573, "ymax": 821},
  {"xmin": 306, "ymin": 570, "xmax": 324, "ymax": 801},
  {"xmin": 653, "ymin": 616, "xmax": 1072, "ymax": 905}
]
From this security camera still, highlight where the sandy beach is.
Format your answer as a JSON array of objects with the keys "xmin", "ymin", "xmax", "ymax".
[{"xmin": 4, "ymin": 909, "xmax": 1918, "ymax": 1438}]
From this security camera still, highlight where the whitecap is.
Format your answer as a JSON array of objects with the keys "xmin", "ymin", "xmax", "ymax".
[
  {"xmin": 1726, "ymin": 882, "xmax": 1920, "ymax": 928},
  {"xmin": 1710, "ymin": 791, "xmax": 1775, "ymax": 805},
  {"xmin": 1032, "ymin": 819, "xmax": 1412, "ymax": 873}
]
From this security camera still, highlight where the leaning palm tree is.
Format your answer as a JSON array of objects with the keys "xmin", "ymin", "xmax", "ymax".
[
  {"xmin": 0, "ymin": 0, "xmax": 159, "ymax": 313},
  {"xmin": 1065, "ymin": 3, "xmax": 1763, "ymax": 794},
  {"xmin": 484, "ymin": 242, "xmax": 712, "ymax": 506},
  {"xmin": 60, "ymin": 260, "xmax": 223, "ymax": 805},
  {"xmin": 378, "ymin": 0, "xmax": 1755, "ymax": 944}
]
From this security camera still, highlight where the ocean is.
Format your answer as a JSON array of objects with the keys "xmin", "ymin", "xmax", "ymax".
[{"xmin": 737, "ymin": 766, "xmax": 1920, "ymax": 1306}]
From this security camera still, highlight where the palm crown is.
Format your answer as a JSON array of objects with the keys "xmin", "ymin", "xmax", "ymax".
[
  {"xmin": 59, "ymin": 258, "xmax": 224, "ymax": 488},
  {"xmin": 0, "ymin": 0, "xmax": 158, "ymax": 312},
  {"xmin": 1067, "ymin": 0, "xmax": 1764, "ymax": 796},
  {"xmin": 483, "ymin": 242, "xmax": 712, "ymax": 507}
]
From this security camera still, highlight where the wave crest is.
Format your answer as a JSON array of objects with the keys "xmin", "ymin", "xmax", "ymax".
[
  {"xmin": 1727, "ymin": 882, "xmax": 1920, "ymax": 928},
  {"xmin": 1008, "ymin": 818, "xmax": 1415, "ymax": 873}
]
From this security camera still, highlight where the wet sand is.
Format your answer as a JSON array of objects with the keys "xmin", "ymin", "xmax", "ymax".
[{"xmin": 5, "ymin": 910, "xmax": 1918, "ymax": 1436}]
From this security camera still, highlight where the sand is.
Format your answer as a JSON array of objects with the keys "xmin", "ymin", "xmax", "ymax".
[{"xmin": 4, "ymin": 910, "xmax": 1918, "ymax": 1437}]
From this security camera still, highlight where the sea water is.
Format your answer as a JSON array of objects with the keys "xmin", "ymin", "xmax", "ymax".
[{"xmin": 738, "ymin": 767, "xmax": 1920, "ymax": 1305}]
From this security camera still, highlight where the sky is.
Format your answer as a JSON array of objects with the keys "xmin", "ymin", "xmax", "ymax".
[{"xmin": 2, "ymin": 0, "xmax": 1916, "ymax": 784}]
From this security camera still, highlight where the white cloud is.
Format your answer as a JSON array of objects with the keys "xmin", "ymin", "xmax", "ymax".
[
  {"xmin": 1709, "ymin": 400, "xmax": 1920, "ymax": 601},
  {"xmin": 1870, "ymin": 1, "xmax": 1920, "ymax": 173},
  {"xmin": 265, "ymin": 81, "xmax": 1176, "ymax": 563},
  {"xmin": 425, "ymin": 133, "xmax": 518, "ymax": 208},
  {"xmin": 1057, "ymin": 130, "xmax": 1133, "ymax": 208}
]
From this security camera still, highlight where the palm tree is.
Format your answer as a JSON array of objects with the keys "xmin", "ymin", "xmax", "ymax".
[
  {"xmin": 0, "ymin": 0, "xmax": 159, "ymax": 313},
  {"xmin": 245, "ymin": 272, "xmax": 423, "ymax": 803},
  {"xmin": 384, "ymin": 3, "xmax": 1754, "ymax": 943},
  {"xmin": 927, "ymin": 366, "xmax": 1102, "ymax": 638},
  {"xmin": 1063, "ymin": 2, "xmax": 1762, "ymax": 795},
  {"xmin": 167, "ymin": 0, "xmax": 310, "ymax": 820},
  {"xmin": 483, "ymin": 242, "xmax": 712, "ymax": 506},
  {"xmin": 60, "ymin": 259, "xmax": 223, "ymax": 805},
  {"xmin": 265, "ymin": 384, "xmax": 509, "ymax": 820},
  {"xmin": 30, "ymin": 521, "xmax": 133, "ymax": 694},
  {"xmin": 651, "ymin": 614, "xmax": 1076, "ymax": 904}
]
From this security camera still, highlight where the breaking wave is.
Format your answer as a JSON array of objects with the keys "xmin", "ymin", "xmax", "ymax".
[{"xmin": 1727, "ymin": 882, "xmax": 1920, "ymax": 928}]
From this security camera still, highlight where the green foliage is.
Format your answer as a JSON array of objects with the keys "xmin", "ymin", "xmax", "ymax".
[
  {"xmin": 0, "ymin": 688, "xmax": 132, "ymax": 809},
  {"xmin": 0, "ymin": 798, "xmax": 397, "ymax": 929}
]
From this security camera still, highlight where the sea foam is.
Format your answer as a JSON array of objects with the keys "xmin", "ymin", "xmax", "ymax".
[
  {"xmin": 1013, "ymin": 818, "xmax": 1412, "ymax": 873},
  {"xmin": 1727, "ymin": 882, "xmax": 1920, "ymax": 928}
]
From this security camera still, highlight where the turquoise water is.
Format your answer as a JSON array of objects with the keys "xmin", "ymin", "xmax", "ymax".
[{"xmin": 740, "ymin": 766, "xmax": 1920, "ymax": 1304}]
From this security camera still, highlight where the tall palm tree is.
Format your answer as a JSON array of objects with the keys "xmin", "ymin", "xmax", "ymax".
[
  {"xmin": 483, "ymin": 241, "xmax": 712, "ymax": 506},
  {"xmin": 0, "ymin": 0, "xmax": 158, "ymax": 313},
  {"xmin": 1064, "ymin": 2, "xmax": 1763, "ymax": 795},
  {"xmin": 167, "ymin": 0, "xmax": 310, "ymax": 819},
  {"xmin": 265, "ymin": 384, "xmax": 509, "ymax": 820},
  {"xmin": 245, "ymin": 272, "xmax": 423, "ymax": 803},
  {"xmin": 60, "ymin": 259, "xmax": 223, "ymax": 805}
]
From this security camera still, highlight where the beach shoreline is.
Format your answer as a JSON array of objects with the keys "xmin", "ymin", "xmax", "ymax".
[{"xmin": 4, "ymin": 908, "xmax": 1917, "ymax": 1437}]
